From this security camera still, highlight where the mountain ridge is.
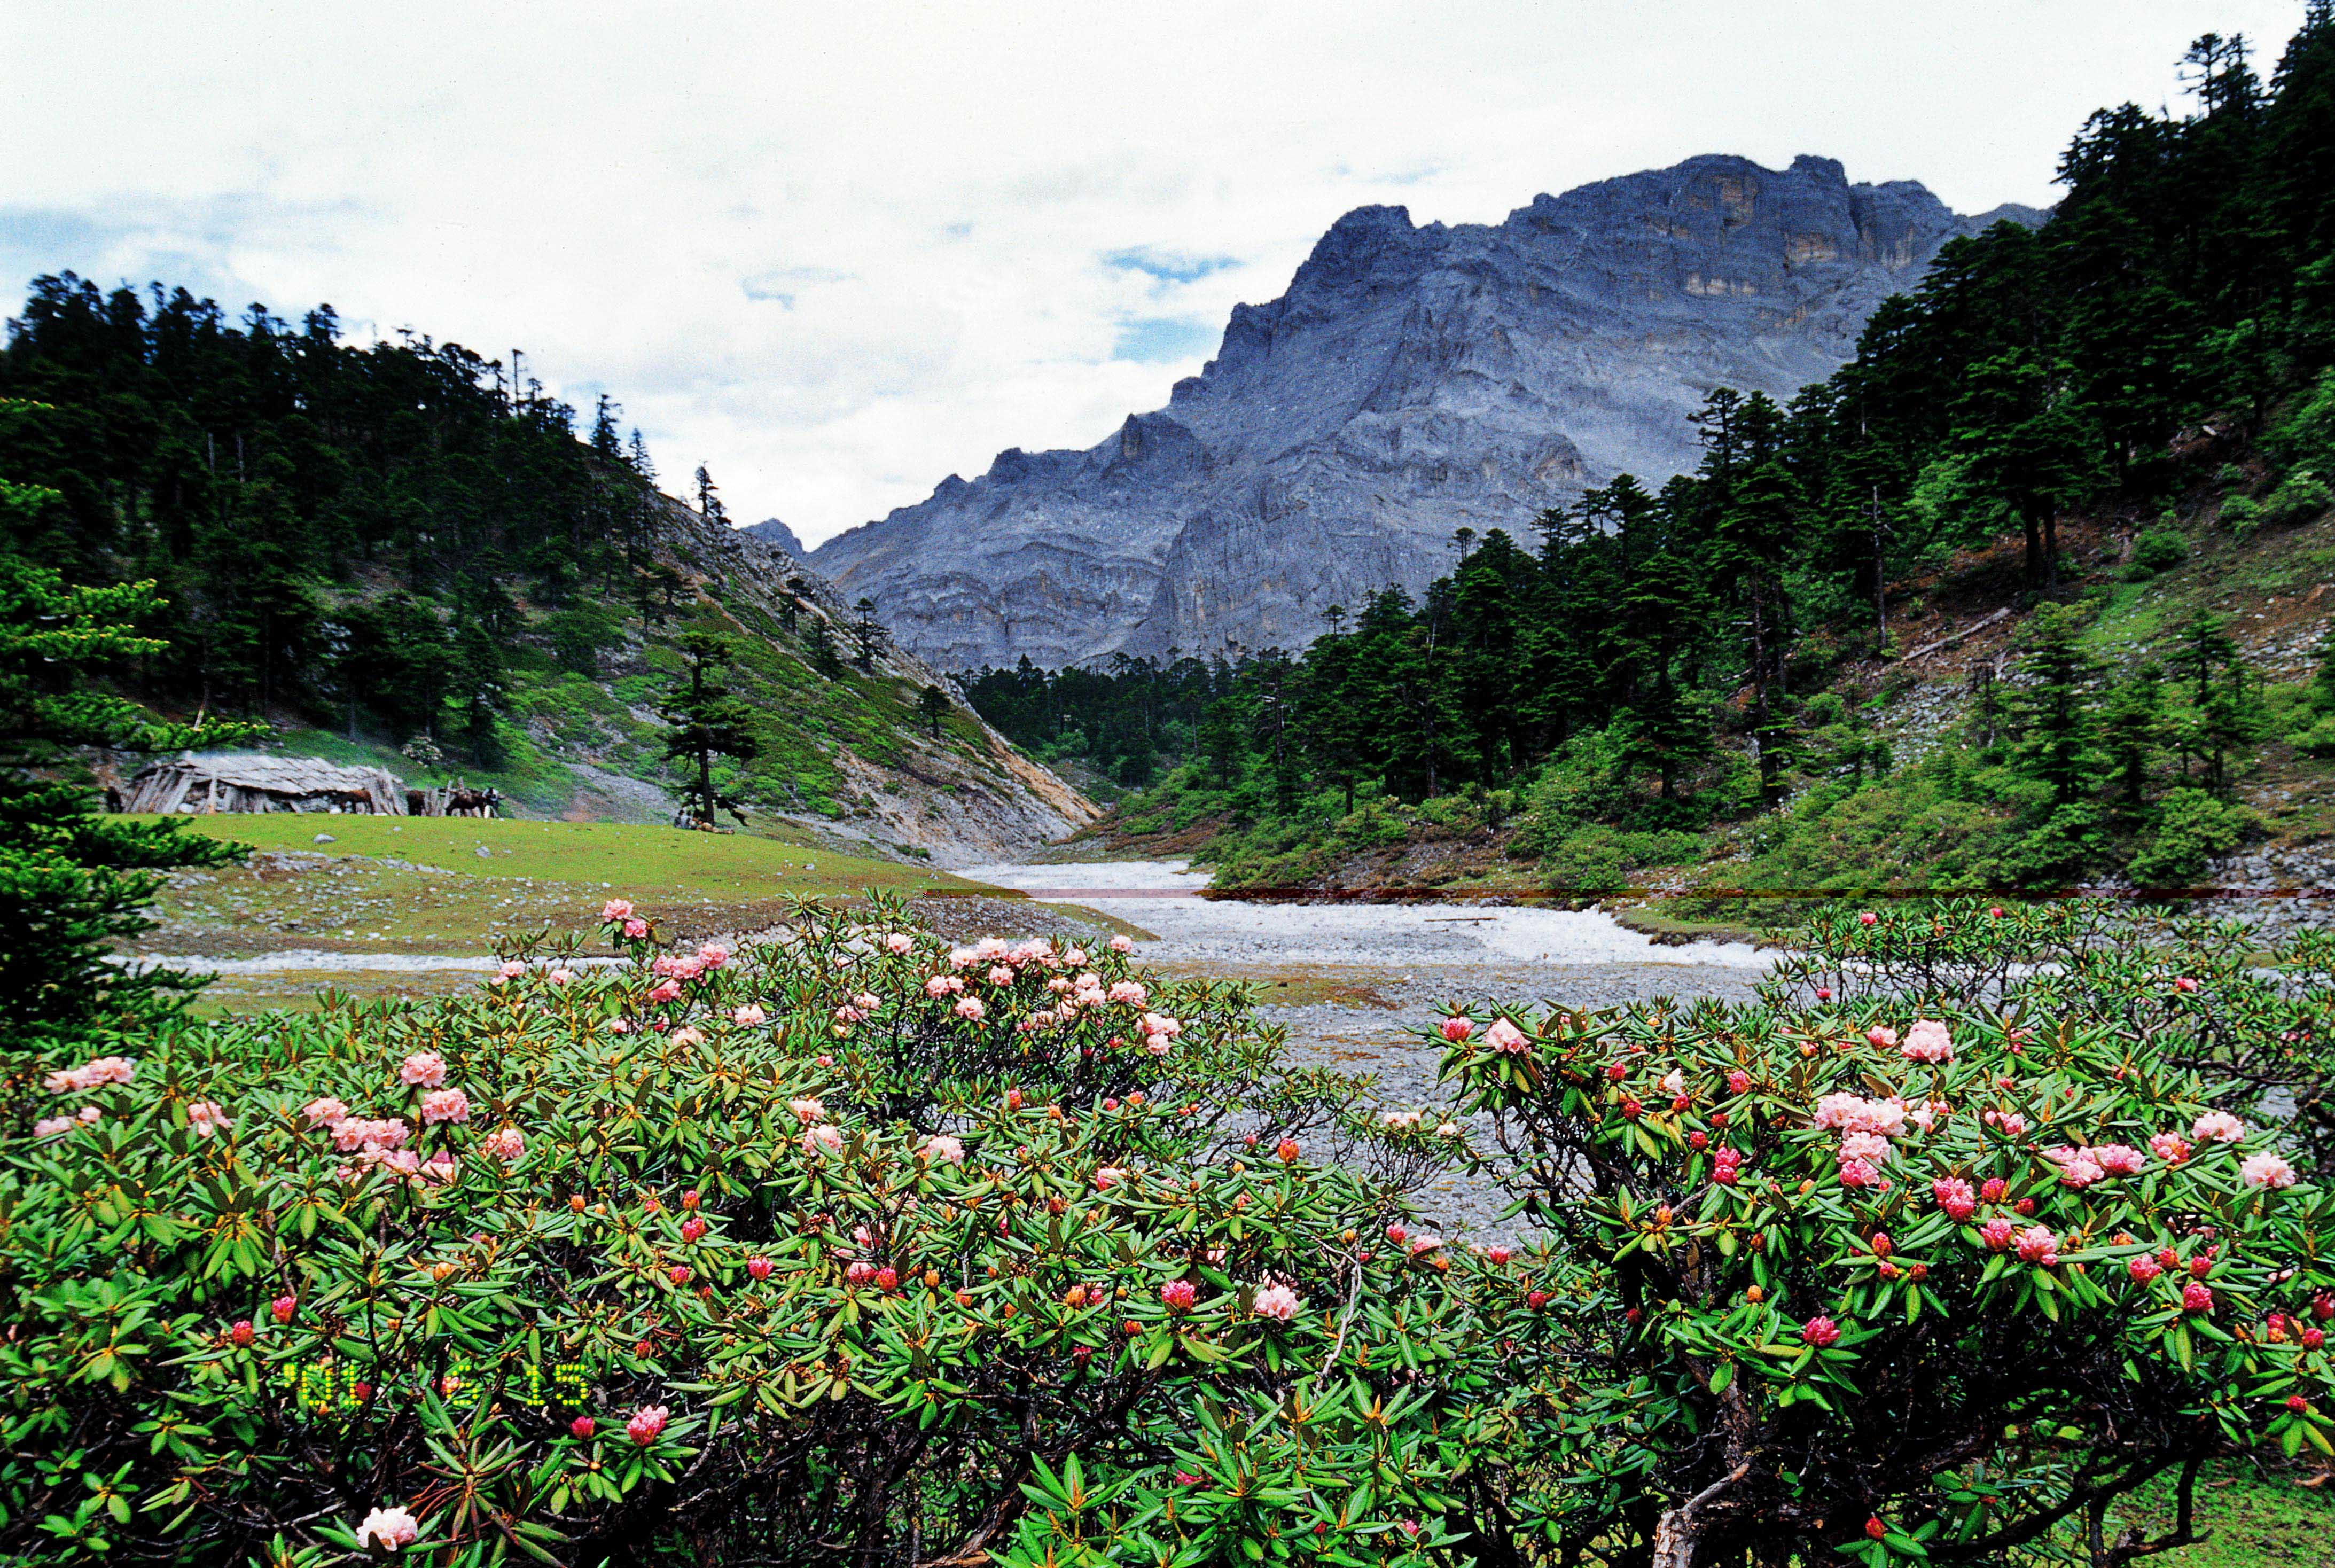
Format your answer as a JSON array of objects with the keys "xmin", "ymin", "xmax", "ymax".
[{"xmin": 810, "ymin": 153, "xmax": 2043, "ymax": 669}]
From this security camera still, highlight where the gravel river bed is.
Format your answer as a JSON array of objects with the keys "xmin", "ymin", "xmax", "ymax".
[{"xmin": 965, "ymin": 860, "xmax": 1775, "ymax": 1241}]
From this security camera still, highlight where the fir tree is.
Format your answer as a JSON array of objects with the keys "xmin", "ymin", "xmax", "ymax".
[{"xmin": 660, "ymin": 631, "xmax": 760, "ymax": 827}]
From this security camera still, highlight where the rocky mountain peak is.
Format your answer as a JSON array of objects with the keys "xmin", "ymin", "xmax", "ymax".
[{"xmin": 811, "ymin": 153, "xmax": 2041, "ymax": 671}]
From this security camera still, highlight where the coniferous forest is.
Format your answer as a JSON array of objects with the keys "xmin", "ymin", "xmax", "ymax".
[
  {"xmin": 0, "ymin": 287, "xmax": 668, "ymax": 762},
  {"xmin": 967, "ymin": 21, "xmax": 2335, "ymax": 897}
]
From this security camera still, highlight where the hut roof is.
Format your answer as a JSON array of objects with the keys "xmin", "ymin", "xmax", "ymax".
[
  {"xmin": 123, "ymin": 752, "xmax": 410, "ymax": 815},
  {"xmin": 136, "ymin": 753, "xmax": 401, "ymax": 794}
]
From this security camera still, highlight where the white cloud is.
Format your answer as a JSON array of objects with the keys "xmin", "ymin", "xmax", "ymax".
[{"xmin": 1, "ymin": 0, "xmax": 2310, "ymax": 543}]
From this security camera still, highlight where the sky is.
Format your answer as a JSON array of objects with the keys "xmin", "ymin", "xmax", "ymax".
[{"xmin": 2, "ymin": 1, "xmax": 2313, "ymax": 547}]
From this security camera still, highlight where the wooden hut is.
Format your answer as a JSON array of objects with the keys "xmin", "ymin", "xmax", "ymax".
[{"xmin": 122, "ymin": 753, "xmax": 411, "ymax": 815}]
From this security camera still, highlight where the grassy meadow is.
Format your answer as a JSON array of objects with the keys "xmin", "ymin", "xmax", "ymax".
[{"xmin": 136, "ymin": 815, "xmax": 999, "ymax": 1010}]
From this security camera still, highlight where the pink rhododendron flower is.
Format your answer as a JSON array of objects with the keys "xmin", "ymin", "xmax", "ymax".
[
  {"xmin": 1095, "ymin": 1166, "xmax": 1128, "ymax": 1191},
  {"xmin": 186, "ymin": 1101, "xmax": 231, "ymax": 1137},
  {"xmin": 789, "ymin": 1097, "xmax": 825, "ymax": 1125},
  {"xmin": 2193, "ymin": 1111, "xmax": 2246, "ymax": 1144},
  {"xmin": 2128, "ymin": 1254, "xmax": 2162, "ymax": 1282},
  {"xmin": 2183, "ymin": 1281, "xmax": 2215, "ymax": 1313},
  {"xmin": 1441, "ymin": 1015, "xmax": 1475, "ymax": 1043},
  {"xmin": 1838, "ymin": 1157, "xmax": 1881, "ymax": 1188},
  {"xmin": 302, "ymin": 1096, "xmax": 348, "ymax": 1127},
  {"xmin": 416, "ymin": 1150, "xmax": 458, "ymax": 1187},
  {"xmin": 626, "ymin": 1405, "xmax": 669, "ymax": 1445},
  {"xmin": 1865, "ymin": 1025, "xmax": 1899, "ymax": 1050},
  {"xmin": 1161, "ymin": 1278, "xmax": 1197, "ymax": 1312},
  {"xmin": 483, "ymin": 1126, "xmax": 525, "ymax": 1162},
  {"xmin": 987, "ymin": 965, "xmax": 1016, "ymax": 987},
  {"xmin": 2173, "ymin": 976, "xmax": 2198, "ymax": 993},
  {"xmin": 2046, "ymin": 1146, "xmax": 2104, "ymax": 1188},
  {"xmin": 2149, "ymin": 1132, "xmax": 2192, "ymax": 1163},
  {"xmin": 647, "ymin": 979, "xmax": 681, "ymax": 1004},
  {"xmin": 1839, "ymin": 1130, "xmax": 1890, "ymax": 1164},
  {"xmin": 1981, "ymin": 1216, "xmax": 2018, "ymax": 1251},
  {"xmin": 746, "ymin": 1255, "xmax": 772, "ymax": 1280},
  {"xmin": 549, "ymin": 967, "xmax": 574, "ymax": 985},
  {"xmin": 33, "ymin": 1115, "xmax": 72, "ymax": 1138},
  {"xmin": 921, "ymin": 1134, "xmax": 965, "ymax": 1164},
  {"xmin": 600, "ymin": 898, "xmax": 634, "ymax": 922},
  {"xmin": 1110, "ymin": 934, "xmax": 1134, "ymax": 953},
  {"xmin": 732, "ymin": 1004, "xmax": 766, "ymax": 1026},
  {"xmin": 420, "ymin": 1088, "xmax": 470, "ymax": 1125},
  {"xmin": 1982, "ymin": 1108, "xmax": 2027, "ymax": 1138},
  {"xmin": 802, "ymin": 1124, "xmax": 844, "ymax": 1156},
  {"xmin": 622, "ymin": 918, "xmax": 649, "ymax": 939},
  {"xmin": 400, "ymin": 1052, "xmax": 447, "ymax": 1089},
  {"xmin": 2015, "ymin": 1224, "xmax": 2060, "ymax": 1265},
  {"xmin": 952, "ymin": 996, "xmax": 986, "ymax": 1021},
  {"xmin": 1900, "ymin": 1020, "xmax": 1953, "ymax": 1064},
  {"xmin": 1801, "ymin": 1315, "xmax": 1840, "ymax": 1347},
  {"xmin": 2242, "ymin": 1151, "xmax": 2298, "ymax": 1190},
  {"xmin": 356, "ymin": 1504, "xmax": 420, "ymax": 1550},
  {"xmin": 1932, "ymin": 1176, "xmax": 1977, "ymax": 1222},
  {"xmin": 1979, "ymin": 1176, "xmax": 2008, "ymax": 1203},
  {"xmin": 1489, "ymin": 1021, "xmax": 1534, "ymax": 1056},
  {"xmin": 1711, "ymin": 1146, "xmax": 1743, "ymax": 1185},
  {"xmin": 495, "ymin": 960, "xmax": 527, "ymax": 982},
  {"xmin": 2094, "ymin": 1143, "xmax": 2146, "ymax": 1176},
  {"xmin": 1380, "ymin": 1109, "xmax": 1425, "ymax": 1129},
  {"xmin": 81, "ymin": 1056, "xmax": 135, "ymax": 1087},
  {"xmin": 1726, "ymin": 1068, "xmax": 1751, "ymax": 1095},
  {"xmin": 1107, "ymin": 980, "xmax": 1147, "ymax": 1005},
  {"xmin": 885, "ymin": 931, "xmax": 915, "ymax": 954},
  {"xmin": 1252, "ymin": 1283, "xmax": 1302, "ymax": 1321},
  {"xmin": 698, "ymin": 943, "xmax": 729, "ymax": 969}
]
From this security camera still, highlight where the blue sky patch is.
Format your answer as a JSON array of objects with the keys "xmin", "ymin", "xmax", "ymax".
[
  {"xmin": 1112, "ymin": 316, "xmax": 1218, "ymax": 362},
  {"xmin": 1103, "ymin": 246, "xmax": 1241, "ymax": 284}
]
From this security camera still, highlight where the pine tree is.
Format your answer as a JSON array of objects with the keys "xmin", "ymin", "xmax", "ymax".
[
  {"xmin": 806, "ymin": 619, "xmax": 844, "ymax": 679},
  {"xmin": 2008, "ymin": 603, "xmax": 2104, "ymax": 806},
  {"xmin": 693, "ymin": 464, "xmax": 728, "ymax": 526},
  {"xmin": 917, "ymin": 684, "xmax": 951, "ymax": 738},
  {"xmin": 660, "ymin": 631, "xmax": 761, "ymax": 827},
  {"xmin": 850, "ymin": 598, "xmax": 889, "ymax": 670},
  {"xmin": 0, "ymin": 489, "xmax": 259, "ymax": 1044}
]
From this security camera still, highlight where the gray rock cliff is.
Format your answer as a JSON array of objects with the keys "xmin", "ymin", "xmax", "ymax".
[
  {"xmin": 811, "ymin": 154, "xmax": 2043, "ymax": 669},
  {"xmin": 741, "ymin": 516, "xmax": 810, "ymax": 560}
]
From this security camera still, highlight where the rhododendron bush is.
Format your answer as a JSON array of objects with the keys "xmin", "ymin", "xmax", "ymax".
[
  {"xmin": 1438, "ymin": 943, "xmax": 2335, "ymax": 1568},
  {"xmin": 0, "ymin": 899, "xmax": 1483, "ymax": 1566},
  {"xmin": 1768, "ymin": 899, "xmax": 2335, "ymax": 1176}
]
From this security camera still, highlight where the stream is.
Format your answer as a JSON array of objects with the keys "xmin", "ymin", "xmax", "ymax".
[{"xmin": 966, "ymin": 860, "xmax": 1775, "ymax": 1239}]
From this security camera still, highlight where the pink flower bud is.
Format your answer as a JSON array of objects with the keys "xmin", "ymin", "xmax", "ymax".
[{"xmin": 571, "ymin": 1415, "xmax": 596, "ymax": 1439}]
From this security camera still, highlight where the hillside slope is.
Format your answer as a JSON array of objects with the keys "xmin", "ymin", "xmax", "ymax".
[
  {"xmin": 0, "ymin": 277, "xmax": 1095, "ymax": 865},
  {"xmin": 270, "ymin": 492, "xmax": 1099, "ymax": 865},
  {"xmin": 814, "ymin": 153, "xmax": 2037, "ymax": 668}
]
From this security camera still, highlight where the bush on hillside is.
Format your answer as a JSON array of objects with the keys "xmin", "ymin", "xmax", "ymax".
[
  {"xmin": 2130, "ymin": 527, "xmax": 2191, "ymax": 573},
  {"xmin": 2128, "ymin": 787, "xmax": 2258, "ymax": 886},
  {"xmin": 2263, "ymin": 468, "xmax": 2334, "ymax": 526}
]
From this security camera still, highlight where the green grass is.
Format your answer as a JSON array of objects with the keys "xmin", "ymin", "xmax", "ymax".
[
  {"xmin": 143, "ymin": 816, "xmax": 987, "ymax": 970},
  {"xmin": 2106, "ymin": 1460, "xmax": 2335, "ymax": 1567}
]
